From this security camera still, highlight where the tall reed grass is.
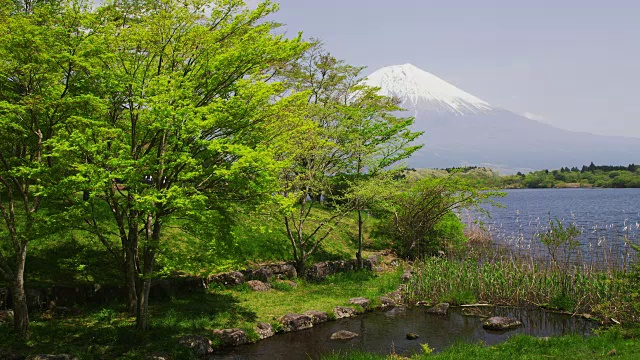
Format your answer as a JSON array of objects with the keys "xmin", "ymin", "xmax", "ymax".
[{"xmin": 406, "ymin": 222, "xmax": 640, "ymax": 323}]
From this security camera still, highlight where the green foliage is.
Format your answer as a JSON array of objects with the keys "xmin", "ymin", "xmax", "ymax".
[
  {"xmin": 536, "ymin": 217, "xmax": 581, "ymax": 264},
  {"xmin": 375, "ymin": 176, "xmax": 502, "ymax": 259}
]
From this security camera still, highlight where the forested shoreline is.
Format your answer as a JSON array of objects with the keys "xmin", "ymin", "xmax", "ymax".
[{"xmin": 407, "ymin": 163, "xmax": 640, "ymax": 189}]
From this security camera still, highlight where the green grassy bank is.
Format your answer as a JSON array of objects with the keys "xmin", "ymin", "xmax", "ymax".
[
  {"xmin": 324, "ymin": 325, "xmax": 640, "ymax": 360},
  {"xmin": 0, "ymin": 270, "xmax": 402, "ymax": 359}
]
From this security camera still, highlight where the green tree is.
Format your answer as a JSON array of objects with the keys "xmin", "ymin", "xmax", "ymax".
[
  {"xmin": 54, "ymin": 0, "xmax": 306, "ymax": 330},
  {"xmin": 377, "ymin": 176, "xmax": 501, "ymax": 259},
  {"xmin": 275, "ymin": 44, "xmax": 358, "ymax": 275},
  {"xmin": 339, "ymin": 85, "xmax": 421, "ymax": 268},
  {"xmin": 0, "ymin": 0, "xmax": 96, "ymax": 337}
]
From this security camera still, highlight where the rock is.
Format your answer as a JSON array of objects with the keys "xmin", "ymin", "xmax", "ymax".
[
  {"xmin": 209, "ymin": 271, "xmax": 245, "ymax": 287},
  {"xmin": 348, "ymin": 297, "xmax": 371, "ymax": 311},
  {"xmin": 385, "ymin": 290, "xmax": 404, "ymax": 304},
  {"xmin": 379, "ymin": 296, "xmax": 396, "ymax": 309},
  {"xmin": 256, "ymin": 322, "xmax": 275, "ymax": 339},
  {"xmin": 247, "ymin": 280, "xmax": 271, "ymax": 292},
  {"xmin": 249, "ymin": 267, "xmax": 273, "ymax": 282},
  {"xmin": 427, "ymin": 303, "xmax": 450, "ymax": 315},
  {"xmin": 271, "ymin": 264, "xmax": 297, "ymax": 279},
  {"xmin": 400, "ymin": 271, "xmax": 412, "ymax": 283},
  {"xmin": 304, "ymin": 259, "xmax": 366, "ymax": 280},
  {"xmin": 333, "ymin": 306, "xmax": 357, "ymax": 319},
  {"xmin": 330, "ymin": 330, "xmax": 359, "ymax": 340},
  {"xmin": 304, "ymin": 310, "xmax": 329, "ymax": 324},
  {"xmin": 483, "ymin": 316, "xmax": 523, "ymax": 331},
  {"xmin": 279, "ymin": 313, "xmax": 313, "ymax": 332},
  {"xmin": 26, "ymin": 355, "xmax": 77, "ymax": 360},
  {"xmin": 178, "ymin": 335, "xmax": 213, "ymax": 355},
  {"xmin": 461, "ymin": 306, "xmax": 492, "ymax": 318},
  {"xmin": 0, "ymin": 309, "xmax": 14, "ymax": 323},
  {"xmin": 406, "ymin": 333, "xmax": 420, "ymax": 340},
  {"xmin": 367, "ymin": 255, "xmax": 380, "ymax": 266},
  {"xmin": 212, "ymin": 328, "xmax": 249, "ymax": 347}
]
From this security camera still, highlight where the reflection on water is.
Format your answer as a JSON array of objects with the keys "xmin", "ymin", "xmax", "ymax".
[{"xmin": 215, "ymin": 307, "xmax": 597, "ymax": 359}]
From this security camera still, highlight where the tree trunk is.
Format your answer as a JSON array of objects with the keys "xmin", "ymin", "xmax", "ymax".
[
  {"xmin": 135, "ymin": 276, "xmax": 152, "ymax": 331},
  {"xmin": 295, "ymin": 246, "xmax": 306, "ymax": 278},
  {"xmin": 136, "ymin": 217, "xmax": 160, "ymax": 331},
  {"xmin": 356, "ymin": 209, "xmax": 364, "ymax": 269},
  {"xmin": 11, "ymin": 275, "xmax": 29, "ymax": 338},
  {"xmin": 124, "ymin": 253, "xmax": 138, "ymax": 316}
]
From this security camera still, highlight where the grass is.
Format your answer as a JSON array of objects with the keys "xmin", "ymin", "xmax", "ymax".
[
  {"xmin": 323, "ymin": 325, "xmax": 640, "ymax": 359},
  {"xmin": 0, "ymin": 269, "xmax": 403, "ymax": 359}
]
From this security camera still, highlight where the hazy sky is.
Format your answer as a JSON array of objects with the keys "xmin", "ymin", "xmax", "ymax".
[{"xmin": 263, "ymin": 0, "xmax": 640, "ymax": 138}]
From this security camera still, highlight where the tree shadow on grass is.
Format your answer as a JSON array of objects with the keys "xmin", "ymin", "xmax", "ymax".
[{"xmin": 0, "ymin": 291, "xmax": 256, "ymax": 359}]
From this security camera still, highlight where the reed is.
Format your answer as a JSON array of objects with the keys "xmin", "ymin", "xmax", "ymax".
[{"xmin": 406, "ymin": 229, "xmax": 639, "ymax": 322}]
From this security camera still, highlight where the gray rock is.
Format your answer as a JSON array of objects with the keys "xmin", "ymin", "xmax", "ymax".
[
  {"xmin": 272, "ymin": 264, "xmax": 297, "ymax": 279},
  {"xmin": 26, "ymin": 355, "xmax": 77, "ymax": 360},
  {"xmin": 348, "ymin": 297, "xmax": 371, "ymax": 311},
  {"xmin": 483, "ymin": 316, "xmax": 522, "ymax": 331},
  {"xmin": 330, "ymin": 330, "xmax": 359, "ymax": 340},
  {"xmin": 246, "ymin": 280, "xmax": 271, "ymax": 292},
  {"xmin": 249, "ymin": 267, "xmax": 273, "ymax": 282},
  {"xmin": 303, "ymin": 310, "xmax": 329, "ymax": 324},
  {"xmin": 385, "ymin": 290, "xmax": 404, "ymax": 304},
  {"xmin": 209, "ymin": 271, "xmax": 245, "ymax": 286},
  {"xmin": 333, "ymin": 306, "xmax": 357, "ymax": 319},
  {"xmin": 279, "ymin": 313, "xmax": 313, "ymax": 332},
  {"xmin": 367, "ymin": 255, "xmax": 380, "ymax": 266},
  {"xmin": 406, "ymin": 333, "xmax": 420, "ymax": 340},
  {"xmin": 379, "ymin": 296, "xmax": 396, "ymax": 309},
  {"xmin": 178, "ymin": 335, "xmax": 213, "ymax": 355},
  {"xmin": 256, "ymin": 322, "xmax": 275, "ymax": 339},
  {"xmin": 426, "ymin": 303, "xmax": 450, "ymax": 315},
  {"xmin": 212, "ymin": 328, "xmax": 249, "ymax": 346}
]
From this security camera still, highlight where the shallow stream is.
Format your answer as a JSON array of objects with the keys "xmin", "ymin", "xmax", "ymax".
[{"xmin": 215, "ymin": 306, "xmax": 597, "ymax": 359}]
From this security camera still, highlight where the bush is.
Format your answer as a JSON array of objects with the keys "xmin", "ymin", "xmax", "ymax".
[{"xmin": 374, "ymin": 176, "xmax": 501, "ymax": 259}]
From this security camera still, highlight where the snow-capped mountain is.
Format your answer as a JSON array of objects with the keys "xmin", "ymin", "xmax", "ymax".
[
  {"xmin": 365, "ymin": 63, "xmax": 494, "ymax": 115},
  {"xmin": 365, "ymin": 64, "xmax": 640, "ymax": 172}
]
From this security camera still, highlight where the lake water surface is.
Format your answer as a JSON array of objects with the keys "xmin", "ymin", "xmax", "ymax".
[{"xmin": 469, "ymin": 188, "xmax": 640, "ymax": 267}]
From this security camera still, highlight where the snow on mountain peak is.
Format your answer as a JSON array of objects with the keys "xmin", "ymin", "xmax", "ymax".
[{"xmin": 364, "ymin": 63, "xmax": 495, "ymax": 115}]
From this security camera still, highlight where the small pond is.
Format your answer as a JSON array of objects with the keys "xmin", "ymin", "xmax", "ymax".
[{"xmin": 215, "ymin": 306, "xmax": 597, "ymax": 359}]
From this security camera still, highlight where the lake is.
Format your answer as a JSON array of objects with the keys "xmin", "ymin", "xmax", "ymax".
[{"xmin": 467, "ymin": 188, "xmax": 640, "ymax": 268}]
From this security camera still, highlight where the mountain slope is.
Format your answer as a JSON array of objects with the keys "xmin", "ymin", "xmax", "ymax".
[{"xmin": 364, "ymin": 64, "xmax": 640, "ymax": 172}]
